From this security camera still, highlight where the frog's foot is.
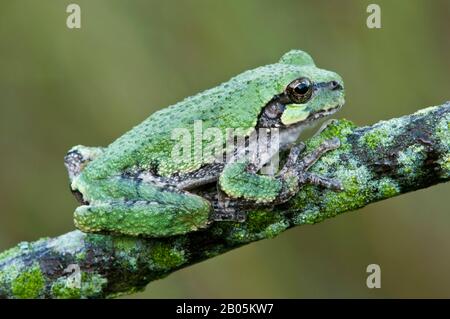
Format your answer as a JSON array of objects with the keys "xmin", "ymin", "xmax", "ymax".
[{"xmin": 281, "ymin": 137, "xmax": 343, "ymax": 193}]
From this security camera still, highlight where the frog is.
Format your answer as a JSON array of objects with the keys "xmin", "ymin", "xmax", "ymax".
[{"xmin": 64, "ymin": 50, "xmax": 345, "ymax": 238}]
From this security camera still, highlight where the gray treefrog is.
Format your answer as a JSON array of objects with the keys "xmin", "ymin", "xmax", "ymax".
[{"xmin": 64, "ymin": 50, "xmax": 345, "ymax": 237}]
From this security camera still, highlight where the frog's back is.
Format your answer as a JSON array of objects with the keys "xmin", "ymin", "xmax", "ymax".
[{"xmin": 82, "ymin": 62, "xmax": 302, "ymax": 179}]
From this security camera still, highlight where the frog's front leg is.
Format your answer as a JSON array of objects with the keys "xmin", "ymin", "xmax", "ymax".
[{"xmin": 216, "ymin": 138, "xmax": 342, "ymax": 221}]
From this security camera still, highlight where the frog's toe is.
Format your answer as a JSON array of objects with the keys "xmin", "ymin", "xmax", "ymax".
[
  {"xmin": 303, "ymin": 173, "xmax": 343, "ymax": 191},
  {"xmin": 295, "ymin": 138, "xmax": 340, "ymax": 171}
]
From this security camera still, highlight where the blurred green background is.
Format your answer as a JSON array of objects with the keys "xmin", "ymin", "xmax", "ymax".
[{"xmin": 0, "ymin": 0, "xmax": 449, "ymax": 298}]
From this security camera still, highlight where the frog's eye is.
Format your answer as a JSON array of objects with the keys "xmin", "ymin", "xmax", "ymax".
[{"xmin": 286, "ymin": 77, "xmax": 313, "ymax": 104}]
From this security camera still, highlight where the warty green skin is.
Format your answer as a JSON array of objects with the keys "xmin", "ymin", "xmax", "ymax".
[{"xmin": 67, "ymin": 50, "xmax": 345, "ymax": 237}]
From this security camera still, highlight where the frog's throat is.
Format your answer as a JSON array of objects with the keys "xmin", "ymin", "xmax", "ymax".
[{"xmin": 277, "ymin": 104, "xmax": 340, "ymax": 150}]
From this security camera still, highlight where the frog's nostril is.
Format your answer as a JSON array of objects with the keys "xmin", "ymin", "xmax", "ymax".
[{"xmin": 330, "ymin": 81, "xmax": 342, "ymax": 91}]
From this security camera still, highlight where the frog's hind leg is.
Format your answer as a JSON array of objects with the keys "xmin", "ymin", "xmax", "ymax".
[{"xmin": 73, "ymin": 189, "xmax": 212, "ymax": 237}]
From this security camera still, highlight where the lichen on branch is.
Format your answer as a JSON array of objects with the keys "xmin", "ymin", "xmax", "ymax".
[{"xmin": 0, "ymin": 103, "xmax": 449, "ymax": 299}]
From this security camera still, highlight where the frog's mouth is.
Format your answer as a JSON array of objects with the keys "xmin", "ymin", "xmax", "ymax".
[{"xmin": 71, "ymin": 188, "xmax": 90, "ymax": 205}]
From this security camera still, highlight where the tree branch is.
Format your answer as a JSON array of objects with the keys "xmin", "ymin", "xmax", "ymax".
[{"xmin": 1, "ymin": 103, "xmax": 449, "ymax": 299}]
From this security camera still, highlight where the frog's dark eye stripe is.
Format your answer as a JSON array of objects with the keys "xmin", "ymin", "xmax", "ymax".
[
  {"xmin": 264, "ymin": 100, "xmax": 285, "ymax": 119},
  {"xmin": 257, "ymin": 95, "xmax": 286, "ymax": 128},
  {"xmin": 314, "ymin": 80, "xmax": 342, "ymax": 91}
]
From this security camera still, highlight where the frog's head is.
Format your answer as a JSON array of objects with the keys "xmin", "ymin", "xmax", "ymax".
[{"xmin": 257, "ymin": 50, "xmax": 345, "ymax": 129}]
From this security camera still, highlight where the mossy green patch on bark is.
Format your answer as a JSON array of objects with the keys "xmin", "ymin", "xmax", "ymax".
[
  {"xmin": 113, "ymin": 236, "xmax": 141, "ymax": 271},
  {"xmin": 438, "ymin": 155, "xmax": 450, "ymax": 178},
  {"xmin": 149, "ymin": 242, "xmax": 186, "ymax": 271},
  {"xmin": 377, "ymin": 178, "xmax": 400, "ymax": 198},
  {"xmin": 79, "ymin": 272, "xmax": 108, "ymax": 297},
  {"xmin": 51, "ymin": 278, "xmax": 81, "ymax": 299},
  {"xmin": 224, "ymin": 209, "xmax": 289, "ymax": 244},
  {"xmin": 397, "ymin": 145, "xmax": 427, "ymax": 177},
  {"xmin": 0, "ymin": 263, "xmax": 21, "ymax": 297},
  {"xmin": 292, "ymin": 160, "xmax": 373, "ymax": 225},
  {"xmin": 113, "ymin": 236, "xmax": 139, "ymax": 252},
  {"xmin": 11, "ymin": 263, "xmax": 45, "ymax": 299},
  {"xmin": 75, "ymin": 252, "xmax": 86, "ymax": 262},
  {"xmin": 436, "ymin": 114, "xmax": 450, "ymax": 177},
  {"xmin": 360, "ymin": 128, "xmax": 390, "ymax": 150},
  {"xmin": 50, "ymin": 231, "xmax": 85, "ymax": 255},
  {"xmin": 84, "ymin": 233, "xmax": 112, "ymax": 247},
  {"xmin": 246, "ymin": 210, "xmax": 283, "ymax": 233},
  {"xmin": 0, "ymin": 246, "xmax": 21, "ymax": 261},
  {"xmin": 203, "ymin": 244, "xmax": 227, "ymax": 259},
  {"xmin": 51, "ymin": 272, "xmax": 107, "ymax": 299}
]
